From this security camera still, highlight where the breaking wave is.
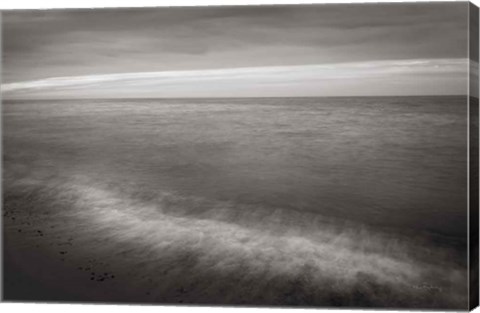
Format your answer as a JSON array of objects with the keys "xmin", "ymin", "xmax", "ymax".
[{"xmin": 3, "ymin": 169, "xmax": 468, "ymax": 308}]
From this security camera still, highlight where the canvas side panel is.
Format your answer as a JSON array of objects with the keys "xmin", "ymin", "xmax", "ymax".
[
  {"xmin": 0, "ymin": 11, "xmax": 3, "ymax": 302},
  {"xmin": 469, "ymin": 2, "xmax": 479, "ymax": 311}
]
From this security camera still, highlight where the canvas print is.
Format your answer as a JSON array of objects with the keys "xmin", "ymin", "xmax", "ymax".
[{"xmin": 1, "ymin": 2, "xmax": 479, "ymax": 310}]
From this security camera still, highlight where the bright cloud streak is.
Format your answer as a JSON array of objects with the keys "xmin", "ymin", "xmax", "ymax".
[{"xmin": 2, "ymin": 58, "xmax": 468, "ymax": 99}]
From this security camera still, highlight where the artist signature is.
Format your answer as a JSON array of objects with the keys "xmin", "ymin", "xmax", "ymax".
[{"xmin": 411, "ymin": 284, "xmax": 442, "ymax": 292}]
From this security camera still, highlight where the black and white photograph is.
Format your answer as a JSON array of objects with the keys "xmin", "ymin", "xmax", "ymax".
[{"xmin": 1, "ymin": 1, "xmax": 479, "ymax": 310}]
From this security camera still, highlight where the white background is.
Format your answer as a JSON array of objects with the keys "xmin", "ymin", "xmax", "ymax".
[{"xmin": 0, "ymin": 0, "xmax": 478, "ymax": 313}]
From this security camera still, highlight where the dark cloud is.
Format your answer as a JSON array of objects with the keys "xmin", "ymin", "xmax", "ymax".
[{"xmin": 2, "ymin": 3, "xmax": 469, "ymax": 91}]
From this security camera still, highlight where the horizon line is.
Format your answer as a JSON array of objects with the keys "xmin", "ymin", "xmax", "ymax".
[
  {"xmin": 2, "ymin": 94, "xmax": 470, "ymax": 102},
  {"xmin": 2, "ymin": 58, "xmax": 468, "ymax": 99}
]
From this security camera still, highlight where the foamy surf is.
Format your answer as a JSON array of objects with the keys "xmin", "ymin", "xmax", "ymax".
[{"xmin": 3, "ymin": 172, "xmax": 467, "ymax": 308}]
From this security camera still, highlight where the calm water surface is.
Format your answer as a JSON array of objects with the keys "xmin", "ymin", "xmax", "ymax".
[{"xmin": 3, "ymin": 96, "xmax": 467, "ymax": 238}]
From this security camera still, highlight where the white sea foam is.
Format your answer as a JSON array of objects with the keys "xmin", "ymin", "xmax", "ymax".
[{"xmin": 4, "ymin": 171, "xmax": 467, "ymax": 307}]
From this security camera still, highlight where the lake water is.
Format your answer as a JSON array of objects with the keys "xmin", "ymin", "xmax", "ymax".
[
  {"xmin": 4, "ymin": 96, "xmax": 468, "ymax": 237},
  {"xmin": 2, "ymin": 96, "xmax": 469, "ymax": 307}
]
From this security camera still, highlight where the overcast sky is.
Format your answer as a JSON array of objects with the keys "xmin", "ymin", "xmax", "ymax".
[{"xmin": 2, "ymin": 2, "xmax": 469, "ymax": 98}]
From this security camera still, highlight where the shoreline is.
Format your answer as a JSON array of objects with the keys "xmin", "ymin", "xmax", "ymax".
[{"xmin": 3, "ymin": 173, "xmax": 468, "ymax": 308}]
